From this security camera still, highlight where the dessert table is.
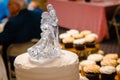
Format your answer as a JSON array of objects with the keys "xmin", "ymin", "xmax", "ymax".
[{"xmin": 47, "ymin": 0, "xmax": 120, "ymax": 42}]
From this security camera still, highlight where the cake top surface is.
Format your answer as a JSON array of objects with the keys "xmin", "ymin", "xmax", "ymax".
[{"xmin": 14, "ymin": 50, "xmax": 79, "ymax": 69}]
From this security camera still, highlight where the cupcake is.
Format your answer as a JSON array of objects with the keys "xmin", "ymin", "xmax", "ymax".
[
  {"xmin": 85, "ymin": 33, "xmax": 98, "ymax": 41},
  {"xmin": 87, "ymin": 53, "xmax": 104, "ymax": 65},
  {"xmin": 62, "ymin": 37, "xmax": 74, "ymax": 48},
  {"xmin": 101, "ymin": 59, "xmax": 117, "ymax": 67},
  {"xmin": 73, "ymin": 39, "xmax": 85, "ymax": 50},
  {"xmin": 100, "ymin": 66, "xmax": 116, "ymax": 80},
  {"xmin": 71, "ymin": 33, "xmax": 84, "ymax": 39},
  {"xmin": 116, "ymin": 64, "xmax": 120, "ymax": 80},
  {"xmin": 103, "ymin": 53, "xmax": 118, "ymax": 60},
  {"xmin": 97, "ymin": 50, "xmax": 105, "ymax": 55},
  {"xmin": 66, "ymin": 29, "xmax": 79, "ymax": 35},
  {"xmin": 80, "ymin": 30, "xmax": 92, "ymax": 37},
  {"xmin": 79, "ymin": 73, "xmax": 89, "ymax": 80},
  {"xmin": 79, "ymin": 60, "xmax": 96, "ymax": 67},
  {"xmin": 59, "ymin": 33, "xmax": 71, "ymax": 43},
  {"xmin": 117, "ymin": 58, "xmax": 120, "ymax": 64},
  {"xmin": 84, "ymin": 36, "xmax": 96, "ymax": 48},
  {"xmin": 83, "ymin": 64, "xmax": 100, "ymax": 80},
  {"xmin": 79, "ymin": 60, "xmax": 96, "ymax": 74}
]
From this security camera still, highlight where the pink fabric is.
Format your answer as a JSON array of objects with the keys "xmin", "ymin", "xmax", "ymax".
[{"xmin": 47, "ymin": 0, "xmax": 120, "ymax": 42}]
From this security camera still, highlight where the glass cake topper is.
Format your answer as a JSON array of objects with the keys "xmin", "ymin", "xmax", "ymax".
[{"xmin": 27, "ymin": 4, "xmax": 62, "ymax": 61}]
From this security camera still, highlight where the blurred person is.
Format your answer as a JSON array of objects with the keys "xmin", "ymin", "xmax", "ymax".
[
  {"xmin": 27, "ymin": 0, "xmax": 43, "ymax": 14},
  {"xmin": 0, "ymin": 0, "xmax": 43, "ymax": 79},
  {"xmin": 0, "ymin": 0, "xmax": 9, "ymax": 23}
]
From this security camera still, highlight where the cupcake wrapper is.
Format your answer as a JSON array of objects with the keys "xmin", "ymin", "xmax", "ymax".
[
  {"xmin": 64, "ymin": 43, "xmax": 73, "ymax": 48},
  {"xmin": 101, "ymin": 72, "xmax": 116, "ymax": 80},
  {"xmin": 74, "ymin": 44, "xmax": 85, "ymax": 50},
  {"xmin": 85, "ymin": 42, "xmax": 95, "ymax": 48},
  {"xmin": 85, "ymin": 72, "xmax": 99, "ymax": 80}
]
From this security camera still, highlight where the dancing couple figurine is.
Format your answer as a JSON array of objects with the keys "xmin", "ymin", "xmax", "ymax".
[{"xmin": 28, "ymin": 4, "xmax": 62, "ymax": 61}]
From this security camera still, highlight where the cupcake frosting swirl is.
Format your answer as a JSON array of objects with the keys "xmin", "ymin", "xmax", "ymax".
[
  {"xmin": 103, "ymin": 54, "xmax": 118, "ymax": 60},
  {"xmin": 83, "ymin": 64, "xmax": 100, "ymax": 73},
  {"xmin": 101, "ymin": 59, "xmax": 117, "ymax": 67},
  {"xmin": 117, "ymin": 58, "xmax": 120, "ymax": 64},
  {"xmin": 79, "ymin": 60, "xmax": 96, "ymax": 67},
  {"xmin": 59, "ymin": 33, "xmax": 71, "ymax": 39},
  {"xmin": 67, "ymin": 29, "xmax": 79, "ymax": 35},
  {"xmin": 62, "ymin": 37, "xmax": 74, "ymax": 43},
  {"xmin": 87, "ymin": 54, "xmax": 104, "ymax": 62},
  {"xmin": 116, "ymin": 64, "xmax": 120, "ymax": 72},
  {"xmin": 73, "ymin": 39, "xmax": 85, "ymax": 45},
  {"xmin": 84, "ymin": 37, "xmax": 95, "ymax": 43},
  {"xmin": 100, "ymin": 66, "xmax": 116, "ymax": 74}
]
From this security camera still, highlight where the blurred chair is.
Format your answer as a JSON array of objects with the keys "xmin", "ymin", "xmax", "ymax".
[
  {"xmin": 0, "ymin": 45, "xmax": 8, "ymax": 80},
  {"xmin": 7, "ymin": 39, "xmax": 39, "ymax": 78},
  {"xmin": 108, "ymin": 6, "xmax": 120, "ymax": 45}
]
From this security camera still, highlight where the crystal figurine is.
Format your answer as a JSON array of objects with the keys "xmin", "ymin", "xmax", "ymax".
[{"xmin": 27, "ymin": 4, "xmax": 62, "ymax": 61}]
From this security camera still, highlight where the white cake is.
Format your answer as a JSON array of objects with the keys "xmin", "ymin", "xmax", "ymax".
[{"xmin": 14, "ymin": 50, "xmax": 80, "ymax": 80}]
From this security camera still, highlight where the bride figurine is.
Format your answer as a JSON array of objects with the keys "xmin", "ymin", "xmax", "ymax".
[{"xmin": 28, "ymin": 4, "xmax": 61, "ymax": 61}]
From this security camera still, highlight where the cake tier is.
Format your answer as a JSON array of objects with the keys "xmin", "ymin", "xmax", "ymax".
[{"xmin": 14, "ymin": 50, "xmax": 79, "ymax": 80}]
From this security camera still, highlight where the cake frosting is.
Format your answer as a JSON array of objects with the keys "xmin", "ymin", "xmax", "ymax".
[
  {"xmin": 14, "ymin": 50, "xmax": 80, "ymax": 80},
  {"xmin": 100, "ymin": 66, "xmax": 116, "ymax": 74}
]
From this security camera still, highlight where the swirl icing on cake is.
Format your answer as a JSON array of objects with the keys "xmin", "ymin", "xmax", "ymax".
[{"xmin": 14, "ymin": 50, "xmax": 79, "ymax": 80}]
